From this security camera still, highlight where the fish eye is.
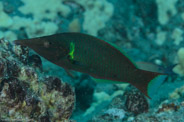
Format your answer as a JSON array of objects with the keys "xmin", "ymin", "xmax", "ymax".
[{"xmin": 43, "ymin": 41, "xmax": 52, "ymax": 48}]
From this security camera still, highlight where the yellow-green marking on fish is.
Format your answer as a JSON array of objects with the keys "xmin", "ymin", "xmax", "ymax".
[{"xmin": 69, "ymin": 42, "xmax": 75, "ymax": 60}]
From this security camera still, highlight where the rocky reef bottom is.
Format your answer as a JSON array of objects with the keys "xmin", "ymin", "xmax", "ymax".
[
  {"xmin": 0, "ymin": 39, "xmax": 75, "ymax": 121},
  {"xmin": 1, "ymin": 38, "xmax": 184, "ymax": 122}
]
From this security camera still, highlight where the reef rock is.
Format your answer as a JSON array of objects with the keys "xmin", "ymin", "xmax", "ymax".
[{"xmin": 0, "ymin": 38, "xmax": 75, "ymax": 121}]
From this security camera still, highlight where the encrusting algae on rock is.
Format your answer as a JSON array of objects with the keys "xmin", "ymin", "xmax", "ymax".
[{"xmin": 0, "ymin": 38, "xmax": 75, "ymax": 121}]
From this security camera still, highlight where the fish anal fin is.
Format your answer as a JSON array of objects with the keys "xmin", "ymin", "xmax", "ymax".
[{"xmin": 92, "ymin": 77, "xmax": 124, "ymax": 84}]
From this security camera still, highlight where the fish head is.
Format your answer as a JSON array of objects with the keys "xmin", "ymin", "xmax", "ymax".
[{"xmin": 14, "ymin": 38, "xmax": 69, "ymax": 63}]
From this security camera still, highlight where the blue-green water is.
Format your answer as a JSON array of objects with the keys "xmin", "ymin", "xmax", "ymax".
[{"xmin": 0, "ymin": 0, "xmax": 184, "ymax": 121}]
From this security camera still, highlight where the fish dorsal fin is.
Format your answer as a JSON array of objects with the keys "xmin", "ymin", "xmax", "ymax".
[{"xmin": 107, "ymin": 41, "xmax": 138, "ymax": 68}]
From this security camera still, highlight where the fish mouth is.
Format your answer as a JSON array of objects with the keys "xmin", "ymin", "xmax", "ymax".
[
  {"xmin": 13, "ymin": 40, "xmax": 21, "ymax": 45},
  {"xmin": 13, "ymin": 39, "xmax": 26, "ymax": 46}
]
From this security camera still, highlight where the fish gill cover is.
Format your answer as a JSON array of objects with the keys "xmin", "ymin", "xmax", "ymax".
[{"xmin": 0, "ymin": 0, "xmax": 184, "ymax": 121}]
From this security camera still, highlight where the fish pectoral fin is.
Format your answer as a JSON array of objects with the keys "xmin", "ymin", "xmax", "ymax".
[
  {"xmin": 69, "ymin": 59, "xmax": 81, "ymax": 65},
  {"xmin": 67, "ymin": 55, "xmax": 85, "ymax": 66}
]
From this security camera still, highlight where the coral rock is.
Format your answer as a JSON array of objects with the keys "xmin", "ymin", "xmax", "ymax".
[
  {"xmin": 124, "ymin": 89, "xmax": 148, "ymax": 115},
  {"xmin": 28, "ymin": 54, "xmax": 42, "ymax": 69},
  {"xmin": 0, "ymin": 39, "xmax": 75, "ymax": 121}
]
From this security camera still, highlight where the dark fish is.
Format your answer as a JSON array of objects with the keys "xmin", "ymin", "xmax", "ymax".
[{"xmin": 14, "ymin": 32, "xmax": 165, "ymax": 98}]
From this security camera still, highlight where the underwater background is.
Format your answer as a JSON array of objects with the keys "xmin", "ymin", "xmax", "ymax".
[{"xmin": 0, "ymin": 0, "xmax": 184, "ymax": 121}]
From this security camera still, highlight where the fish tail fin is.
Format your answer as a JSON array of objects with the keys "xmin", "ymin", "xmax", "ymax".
[{"xmin": 130, "ymin": 69, "xmax": 166, "ymax": 99}]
